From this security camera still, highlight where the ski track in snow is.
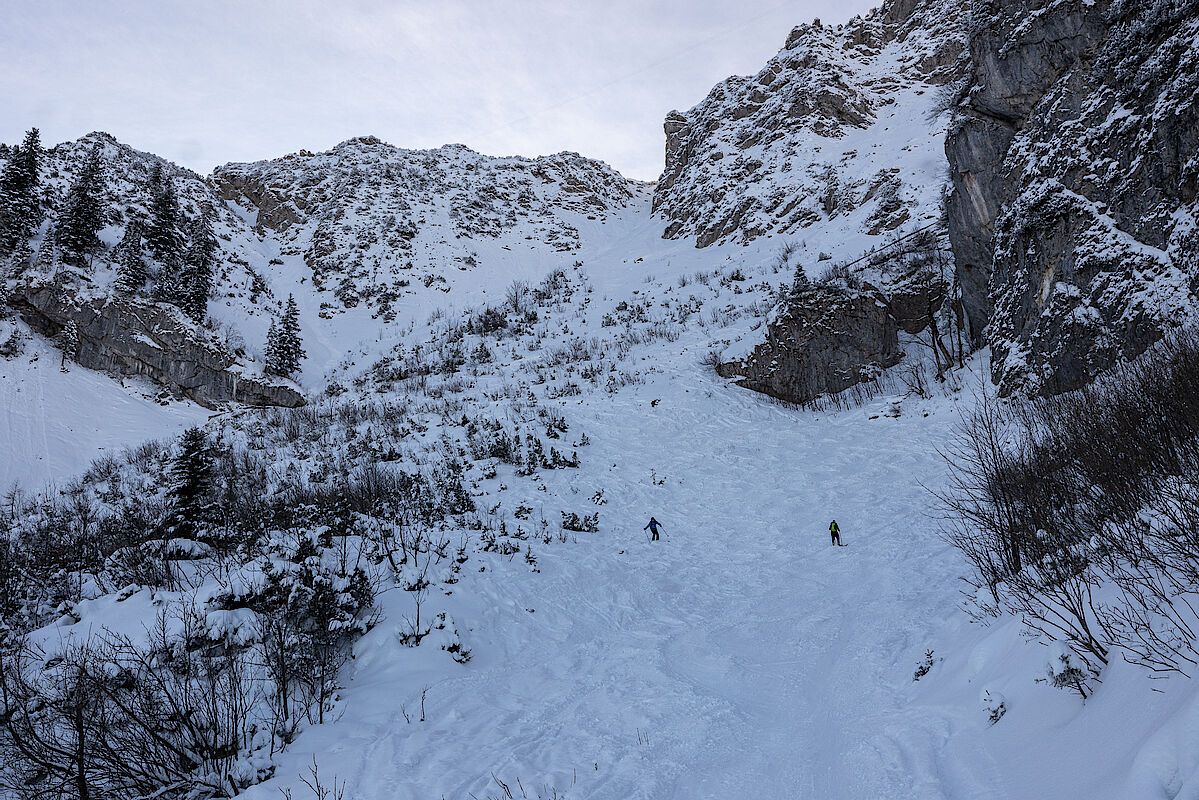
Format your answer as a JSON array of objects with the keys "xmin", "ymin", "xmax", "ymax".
[{"xmin": 244, "ymin": 355, "xmax": 1002, "ymax": 799}]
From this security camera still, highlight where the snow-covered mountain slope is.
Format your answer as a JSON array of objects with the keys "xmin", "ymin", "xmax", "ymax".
[
  {"xmin": 212, "ymin": 138, "xmax": 649, "ymax": 317},
  {"xmin": 3, "ymin": 0, "xmax": 1199, "ymax": 794},
  {"xmin": 239, "ymin": 350, "xmax": 1199, "ymax": 800},
  {"xmin": 0, "ymin": 324, "xmax": 209, "ymax": 492},
  {"xmin": 652, "ymin": 0, "xmax": 964, "ymax": 248},
  {"xmin": 244, "ymin": 355, "xmax": 986, "ymax": 799},
  {"xmin": 6, "ymin": 169, "xmax": 1197, "ymax": 797}
]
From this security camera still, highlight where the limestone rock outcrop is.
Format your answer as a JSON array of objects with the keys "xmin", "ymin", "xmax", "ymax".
[
  {"xmin": 653, "ymin": 0, "xmax": 965, "ymax": 248},
  {"xmin": 719, "ymin": 287, "xmax": 901, "ymax": 404},
  {"xmin": 946, "ymin": 0, "xmax": 1199, "ymax": 395},
  {"xmin": 10, "ymin": 282, "xmax": 304, "ymax": 409}
]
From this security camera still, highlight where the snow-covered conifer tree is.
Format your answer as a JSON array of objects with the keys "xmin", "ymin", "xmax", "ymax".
[
  {"xmin": 0, "ymin": 128, "xmax": 44, "ymax": 255},
  {"xmin": 57, "ymin": 146, "xmax": 108, "ymax": 268},
  {"xmin": 165, "ymin": 426, "xmax": 214, "ymax": 541},
  {"xmin": 266, "ymin": 294, "xmax": 305, "ymax": 377},
  {"xmin": 113, "ymin": 219, "xmax": 148, "ymax": 295}
]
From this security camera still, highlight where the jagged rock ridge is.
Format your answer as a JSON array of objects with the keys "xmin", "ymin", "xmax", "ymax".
[
  {"xmin": 213, "ymin": 138, "xmax": 648, "ymax": 311},
  {"xmin": 653, "ymin": 0, "xmax": 964, "ymax": 248}
]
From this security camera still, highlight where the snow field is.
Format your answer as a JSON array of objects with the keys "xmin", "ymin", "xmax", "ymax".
[
  {"xmin": 7, "ymin": 166, "xmax": 1199, "ymax": 800},
  {"xmin": 242, "ymin": 326, "xmax": 999, "ymax": 798}
]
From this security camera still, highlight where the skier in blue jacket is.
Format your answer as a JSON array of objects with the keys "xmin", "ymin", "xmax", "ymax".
[{"xmin": 645, "ymin": 517, "xmax": 663, "ymax": 541}]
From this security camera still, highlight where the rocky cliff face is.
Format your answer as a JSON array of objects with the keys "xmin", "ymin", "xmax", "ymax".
[
  {"xmin": 674, "ymin": 0, "xmax": 1198, "ymax": 404},
  {"xmin": 0, "ymin": 132, "xmax": 311, "ymax": 406},
  {"xmin": 9, "ymin": 281, "xmax": 304, "ymax": 409},
  {"xmin": 668, "ymin": 0, "xmax": 966, "ymax": 404},
  {"xmin": 653, "ymin": 0, "xmax": 964, "ymax": 248},
  {"xmin": 947, "ymin": 0, "xmax": 1199, "ymax": 395},
  {"xmin": 717, "ymin": 285, "xmax": 901, "ymax": 404},
  {"xmin": 212, "ymin": 138, "xmax": 647, "ymax": 310}
]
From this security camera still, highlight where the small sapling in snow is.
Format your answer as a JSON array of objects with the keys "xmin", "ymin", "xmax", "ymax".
[{"xmin": 913, "ymin": 649, "xmax": 936, "ymax": 681}]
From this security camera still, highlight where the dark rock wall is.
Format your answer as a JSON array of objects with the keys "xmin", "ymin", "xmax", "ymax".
[
  {"xmin": 718, "ymin": 287, "xmax": 901, "ymax": 404},
  {"xmin": 947, "ymin": 0, "xmax": 1199, "ymax": 395},
  {"xmin": 10, "ymin": 283, "xmax": 305, "ymax": 409}
]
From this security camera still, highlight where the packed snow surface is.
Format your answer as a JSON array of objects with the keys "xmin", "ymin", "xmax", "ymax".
[
  {"xmin": 6, "ymin": 115, "xmax": 1199, "ymax": 795},
  {"xmin": 0, "ymin": 328, "xmax": 209, "ymax": 493}
]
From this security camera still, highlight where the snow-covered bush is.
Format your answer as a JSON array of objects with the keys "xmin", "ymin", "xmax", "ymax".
[
  {"xmin": 937, "ymin": 331, "xmax": 1199, "ymax": 684},
  {"xmin": 913, "ymin": 649, "xmax": 936, "ymax": 681},
  {"xmin": 980, "ymin": 688, "xmax": 1007, "ymax": 724},
  {"xmin": 561, "ymin": 511, "xmax": 599, "ymax": 533},
  {"xmin": 1044, "ymin": 642, "xmax": 1091, "ymax": 699}
]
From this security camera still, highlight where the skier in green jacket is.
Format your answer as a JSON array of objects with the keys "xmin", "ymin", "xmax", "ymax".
[{"xmin": 830, "ymin": 519, "xmax": 842, "ymax": 546}]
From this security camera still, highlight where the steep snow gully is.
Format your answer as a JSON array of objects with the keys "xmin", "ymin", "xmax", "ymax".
[{"xmin": 243, "ymin": 355, "xmax": 1003, "ymax": 799}]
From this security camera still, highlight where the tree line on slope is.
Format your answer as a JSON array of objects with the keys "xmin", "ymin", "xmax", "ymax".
[
  {"xmin": 1, "ymin": 129, "xmax": 214, "ymax": 323},
  {"xmin": 0, "ymin": 128, "xmax": 306, "ymax": 379}
]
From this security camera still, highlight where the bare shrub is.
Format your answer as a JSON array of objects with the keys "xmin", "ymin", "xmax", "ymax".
[{"xmin": 935, "ymin": 331, "xmax": 1199, "ymax": 682}]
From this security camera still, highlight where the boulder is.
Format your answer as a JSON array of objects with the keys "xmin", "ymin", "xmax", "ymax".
[{"xmin": 719, "ymin": 286, "xmax": 900, "ymax": 404}]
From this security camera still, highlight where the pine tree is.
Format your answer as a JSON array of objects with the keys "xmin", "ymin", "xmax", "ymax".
[
  {"xmin": 58, "ymin": 319, "xmax": 80, "ymax": 371},
  {"xmin": 266, "ymin": 295, "xmax": 305, "ymax": 377},
  {"xmin": 0, "ymin": 128, "xmax": 44, "ymax": 254},
  {"xmin": 34, "ymin": 222, "xmax": 57, "ymax": 273},
  {"xmin": 180, "ymin": 213, "xmax": 217, "ymax": 321},
  {"xmin": 165, "ymin": 427, "xmax": 214, "ymax": 541},
  {"xmin": 7, "ymin": 237, "xmax": 33, "ymax": 279},
  {"xmin": 145, "ymin": 165, "xmax": 184, "ymax": 278},
  {"xmin": 57, "ymin": 146, "xmax": 108, "ymax": 268},
  {"xmin": 786, "ymin": 264, "xmax": 813, "ymax": 310},
  {"xmin": 280, "ymin": 294, "xmax": 306, "ymax": 374},
  {"xmin": 264, "ymin": 317, "xmax": 280, "ymax": 373},
  {"xmin": 113, "ymin": 220, "xmax": 148, "ymax": 295}
]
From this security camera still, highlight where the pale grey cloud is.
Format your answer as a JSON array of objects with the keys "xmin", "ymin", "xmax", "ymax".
[{"xmin": 0, "ymin": 0, "xmax": 879, "ymax": 180}]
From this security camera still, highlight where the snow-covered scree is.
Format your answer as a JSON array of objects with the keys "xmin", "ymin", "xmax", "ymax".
[{"xmin": 5, "ymin": 187, "xmax": 1199, "ymax": 800}]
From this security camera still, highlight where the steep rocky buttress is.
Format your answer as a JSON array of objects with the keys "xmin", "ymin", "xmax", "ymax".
[
  {"xmin": 658, "ymin": 0, "xmax": 967, "ymax": 403},
  {"xmin": 667, "ymin": 0, "xmax": 1197, "ymax": 403},
  {"xmin": 947, "ymin": 0, "xmax": 1199, "ymax": 395},
  {"xmin": 11, "ymin": 281, "xmax": 303, "ymax": 408}
]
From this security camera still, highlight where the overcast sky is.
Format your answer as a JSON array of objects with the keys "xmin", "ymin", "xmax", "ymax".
[{"xmin": 1, "ymin": 1, "xmax": 879, "ymax": 181}]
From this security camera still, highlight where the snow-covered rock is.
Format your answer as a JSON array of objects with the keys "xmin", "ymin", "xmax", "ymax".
[
  {"xmin": 10, "ymin": 280, "xmax": 304, "ymax": 408},
  {"xmin": 946, "ymin": 0, "xmax": 1199, "ymax": 395},
  {"xmin": 652, "ymin": 0, "xmax": 964, "ymax": 248},
  {"xmin": 211, "ymin": 137, "xmax": 648, "ymax": 312}
]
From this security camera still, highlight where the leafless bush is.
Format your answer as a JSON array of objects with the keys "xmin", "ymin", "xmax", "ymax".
[
  {"xmin": 700, "ymin": 349, "xmax": 724, "ymax": 371},
  {"xmin": 505, "ymin": 280, "xmax": 531, "ymax": 315},
  {"xmin": 0, "ymin": 617, "xmax": 264, "ymax": 800},
  {"xmin": 281, "ymin": 757, "xmax": 347, "ymax": 800},
  {"xmin": 935, "ymin": 332, "xmax": 1199, "ymax": 682}
]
